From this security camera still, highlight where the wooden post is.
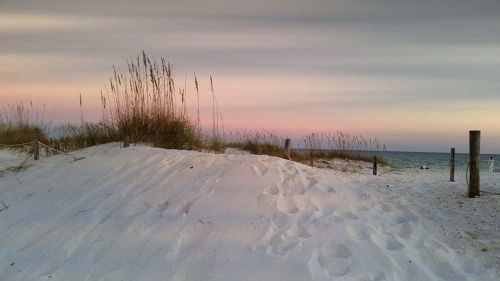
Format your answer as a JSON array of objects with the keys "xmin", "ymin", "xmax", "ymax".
[
  {"xmin": 33, "ymin": 128, "xmax": 40, "ymax": 160},
  {"xmin": 450, "ymin": 148, "xmax": 455, "ymax": 182},
  {"xmin": 310, "ymin": 149, "xmax": 314, "ymax": 167},
  {"xmin": 468, "ymin": 131, "xmax": 480, "ymax": 198},
  {"xmin": 373, "ymin": 156, "xmax": 378, "ymax": 176},
  {"xmin": 123, "ymin": 136, "xmax": 130, "ymax": 148},
  {"xmin": 284, "ymin": 139, "xmax": 291, "ymax": 160}
]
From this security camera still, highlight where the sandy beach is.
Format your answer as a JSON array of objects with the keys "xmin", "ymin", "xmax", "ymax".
[{"xmin": 1, "ymin": 144, "xmax": 498, "ymax": 281}]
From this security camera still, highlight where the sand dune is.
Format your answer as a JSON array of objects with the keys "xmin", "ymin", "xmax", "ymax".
[{"xmin": 0, "ymin": 144, "xmax": 498, "ymax": 280}]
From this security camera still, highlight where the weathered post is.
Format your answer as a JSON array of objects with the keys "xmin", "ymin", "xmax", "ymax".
[
  {"xmin": 468, "ymin": 131, "xmax": 480, "ymax": 198},
  {"xmin": 284, "ymin": 139, "xmax": 291, "ymax": 160},
  {"xmin": 123, "ymin": 136, "xmax": 130, "ymax": 148},
  {"xmin": 310, "ymin": 149, "xmax": 314, "ymax": 167},
  {"xmin": 33, "ymin": 128, "xmax": 40, "ymax": 160},
  {"xmin": 450, "ymin": 148, "xmax": 455, "ymax": 182},
  {"xmin": 373, "ymin": 156, "xmax": 378, "ymax": 176}
]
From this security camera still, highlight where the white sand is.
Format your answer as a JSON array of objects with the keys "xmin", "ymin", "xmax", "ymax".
[
  {"xmin": 0, "ymin": 144, "xmax": 498, "ymax": 281},
  {"xmin": 0, "ymin": 149, "xmax": 29, "ymax": 171}
]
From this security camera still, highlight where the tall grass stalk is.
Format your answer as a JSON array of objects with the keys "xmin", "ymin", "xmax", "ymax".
[{"xmin": 101, "ymin": 52, "xmax": 201, "ymax": 149}]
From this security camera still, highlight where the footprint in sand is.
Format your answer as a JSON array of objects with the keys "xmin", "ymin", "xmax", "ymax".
[
  {"xmin": 171, "ymin": 220, "xmax": 213, "ymax": 262},
  {"xmin": 346, "ymin": 223, "xmax": 371, "ymax": 240},
  {"xmin": 353, "ymin": 203, "xmax": 371, "ymax": 212},
  {"xmin": 277, "ymin": 195, "xmax": 299, "ymax": 214},
  {"xmin": 266, "ymin": 234, "xmax": 300, "ymax": 257},
  {"xmin": 317, "ymin": 242, "xmax": 353, "ymax": 277},
  {"xmin": 306, "ymin": 177, "xmax": 319, "ymax": 189},
  {"xmin": 253, "ymin": 225, "xmax": 279, "ymax": 251},
  {"xmin": 176, "ymin": 201, "xmax": 193, "ymax": 216},
  {"xmin": 280, "ymin": 176, "xmax": 306, "ymax": 195},
  {"xmin": 252, "ymin": 164, "xmax": 268, "ymax": 177},
  {"xmin": 306, "ymin": 189, "xmax": 335, "ymax": 216},
  {"xmin": 156, "ymin": 200, "xmax": 169, "ymax": 216},
  {"xmin": 286, "ymin": 223, "xmax": 311, "ymax": 239},
  {"xmin": 293, "ymin": 197, "xmax": 319, "ymax": 222},
  {"xmin": 272, "ymin": 211, "xmax": 291, "ymax": 228},
  {"xmin": 370, "ymin": 231, "xmax": 404, "ymax": 251},
  {"xmin": 381, "ymin": 203, "xmax": 393, "ymax": 212},
  {"xmin": 263, "ymin": 185, "xmax": 279, "ymax": 195},
  {"xmin": 259, "ymin": 220, "xmax": 310, "ymax": 257},
  {"xmin": 418, "ymin": 247, "xmax": 467, "ymax": 280},
  {"xmin": 388, "ymin": 222, "xmax": 413, "ymax": 239},
  {"xmin": 386, "ymin": 210, "xmax": 415, "ymax": 225},
  {"xmin": 257, "ymin": 194, "xmax": 278, "ymax": 209},
  {"xmin": 266, "ymin": 224, "xmax": 311, "ymax": 257},
  {"xmin": 332, "ymin": 209, "xmax": 359, "ymax": 222}
]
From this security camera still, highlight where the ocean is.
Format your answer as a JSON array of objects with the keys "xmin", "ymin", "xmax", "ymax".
[
  {"xmin": 383, "ymin": 151, "xmax": 500, "ymax": 171},
  {"xmin": 293, "ymin": 149, "xmax": 499, "ymax": 171}
]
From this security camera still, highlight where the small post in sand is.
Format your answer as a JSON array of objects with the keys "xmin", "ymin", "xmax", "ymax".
[
  {"xmin": 123, "ymin": 136, "xmax": 130, "ymax": 148},
  {"xmin": 468, "ymin": 131, "xmax": 480, "ymax": 198},
  {"xmin": 33, "ymin": 128, "xmax": 40, "ymax": 160},
  {"xmin": 284, "ymin": 139, "xmax": 291, "ymax": 160},
  {"xmin": 450, "ymin": 148, "xmax": 455, "ymax": 182},
  {"xmin": 373, "ymin": 156, "xmax": 378, "ymax": 176},
  {"xmin": 310, "ymin": 149, "xmax": 314, "ymax": 167}
]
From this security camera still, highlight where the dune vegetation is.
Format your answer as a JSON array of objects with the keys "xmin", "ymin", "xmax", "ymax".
[{"xmin": 0, "ymin": 52, "xmax": 386, "ymax": 164}]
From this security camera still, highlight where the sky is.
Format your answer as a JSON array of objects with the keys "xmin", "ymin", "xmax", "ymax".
[{"xmin": 1, "ymin": 0, "xmax": 500, "ymax": 152}]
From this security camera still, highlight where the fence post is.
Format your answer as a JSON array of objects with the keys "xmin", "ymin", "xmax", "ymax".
[
  {"xmin": 33, "ymin": 128, "xmax": 40, "ymax": 160},
  {"xmin": 284, "ymin": 139, "xmax": 291, "ymax": 160},
  {"xmin": 373, "ymin": 156, "xmax": 378, "ymax": 176},
  {"xmin": 450, "ymin": 148, "xmax": 455, "ymax": 182},
  {"xmin": 123, "ymin": 136, "xmax": 130, "ymax": 148},
  {"xmin": 310, "ymin": 149, "xmax": 314, "ymax": 167},
  {"xmin": 468, "ymin": 131, "xmax": 480, "ymax": 198}
]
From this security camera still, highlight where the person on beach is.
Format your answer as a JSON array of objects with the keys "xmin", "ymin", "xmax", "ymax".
[{"xmin": 488, "ymin": 157, "xmax": 495, "ymax": 173}]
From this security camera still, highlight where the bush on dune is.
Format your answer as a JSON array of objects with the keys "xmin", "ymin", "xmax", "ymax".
[
  {"xmin": 0, "ymin": 103, "xmax": 47, "ymax": 145},
  {"xmin": 101, "ymin": 52, "xmax": 203, "ymax": 150}
]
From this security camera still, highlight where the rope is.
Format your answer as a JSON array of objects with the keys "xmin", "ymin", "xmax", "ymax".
[
  {"xmin": 0, "ymin": 141, "xmax": 34, "ymax": 147},
  {"xmin": 38, "ymin": 141, "xmax": 78, "ymax": 161},
  {"xmin": 38, "ymin": 141, "xmax": 70, "ymax": 156}
]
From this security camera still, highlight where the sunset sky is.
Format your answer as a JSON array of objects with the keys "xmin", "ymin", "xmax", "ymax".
[{"xmin": 1, "ymin": 0, "xmax": 500, "ymax": 152}]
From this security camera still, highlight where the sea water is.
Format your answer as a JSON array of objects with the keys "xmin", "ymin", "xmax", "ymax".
[
  {"xmin": 293, "ymin": 149, "xmax": 499, "ymax": 172},
  {"xmin": 383, "ymin": 151, "xmax": 500, "ymax": 171}
]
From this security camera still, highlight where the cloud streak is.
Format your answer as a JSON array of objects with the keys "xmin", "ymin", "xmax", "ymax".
[{"xmin": 1, "ymin": 0, "xmax": 500, "ymax": 152}]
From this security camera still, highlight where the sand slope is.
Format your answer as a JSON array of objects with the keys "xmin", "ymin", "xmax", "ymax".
[{"xmin": 0, "ymin": 144, "xmax": 498, "ymax": 280}]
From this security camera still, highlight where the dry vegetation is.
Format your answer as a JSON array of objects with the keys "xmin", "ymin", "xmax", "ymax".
[
  {"xmin": 0, "ymin": 52, "xmax": 387, "ymax": 165},
  {"xmin": 100, "ymin": 53, "xmax": 201, "ymax": 149},
  {"xmin": 223, "ymin": 130, "xmax": 387, "ymax": 164},
  {"xmin": 224, "ymin": 130, "xmax": 286, "ymax": 157},
  {"xmin": 303, "ymin": 132, "xmax": 387, "ymax": 164},
  {"xmin": 0, "ymin": 102, "xmax": 47, "ymax": 145}
]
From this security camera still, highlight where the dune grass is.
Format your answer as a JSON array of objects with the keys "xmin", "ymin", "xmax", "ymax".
[
  {"xmin": 303, "ymin": 132, "xmax": 387, "ymax": 164},
  {"xmin": 1, "ymin": 52, "xmax": 387, "ymax": 165},
  {"xmin": 99, "ymin": 52, "xmax": 202, "ymax": 149},
  {"xmin": 224, "ymin": 130, "xmax": 286, "ymax": 157},
  {"xmin": 223, "ymin": 130, "xmax": 387, "ymax": 164},
  {"xmin": 0, "ymin": 102, "xmax": 47, "ymax": 145}
]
